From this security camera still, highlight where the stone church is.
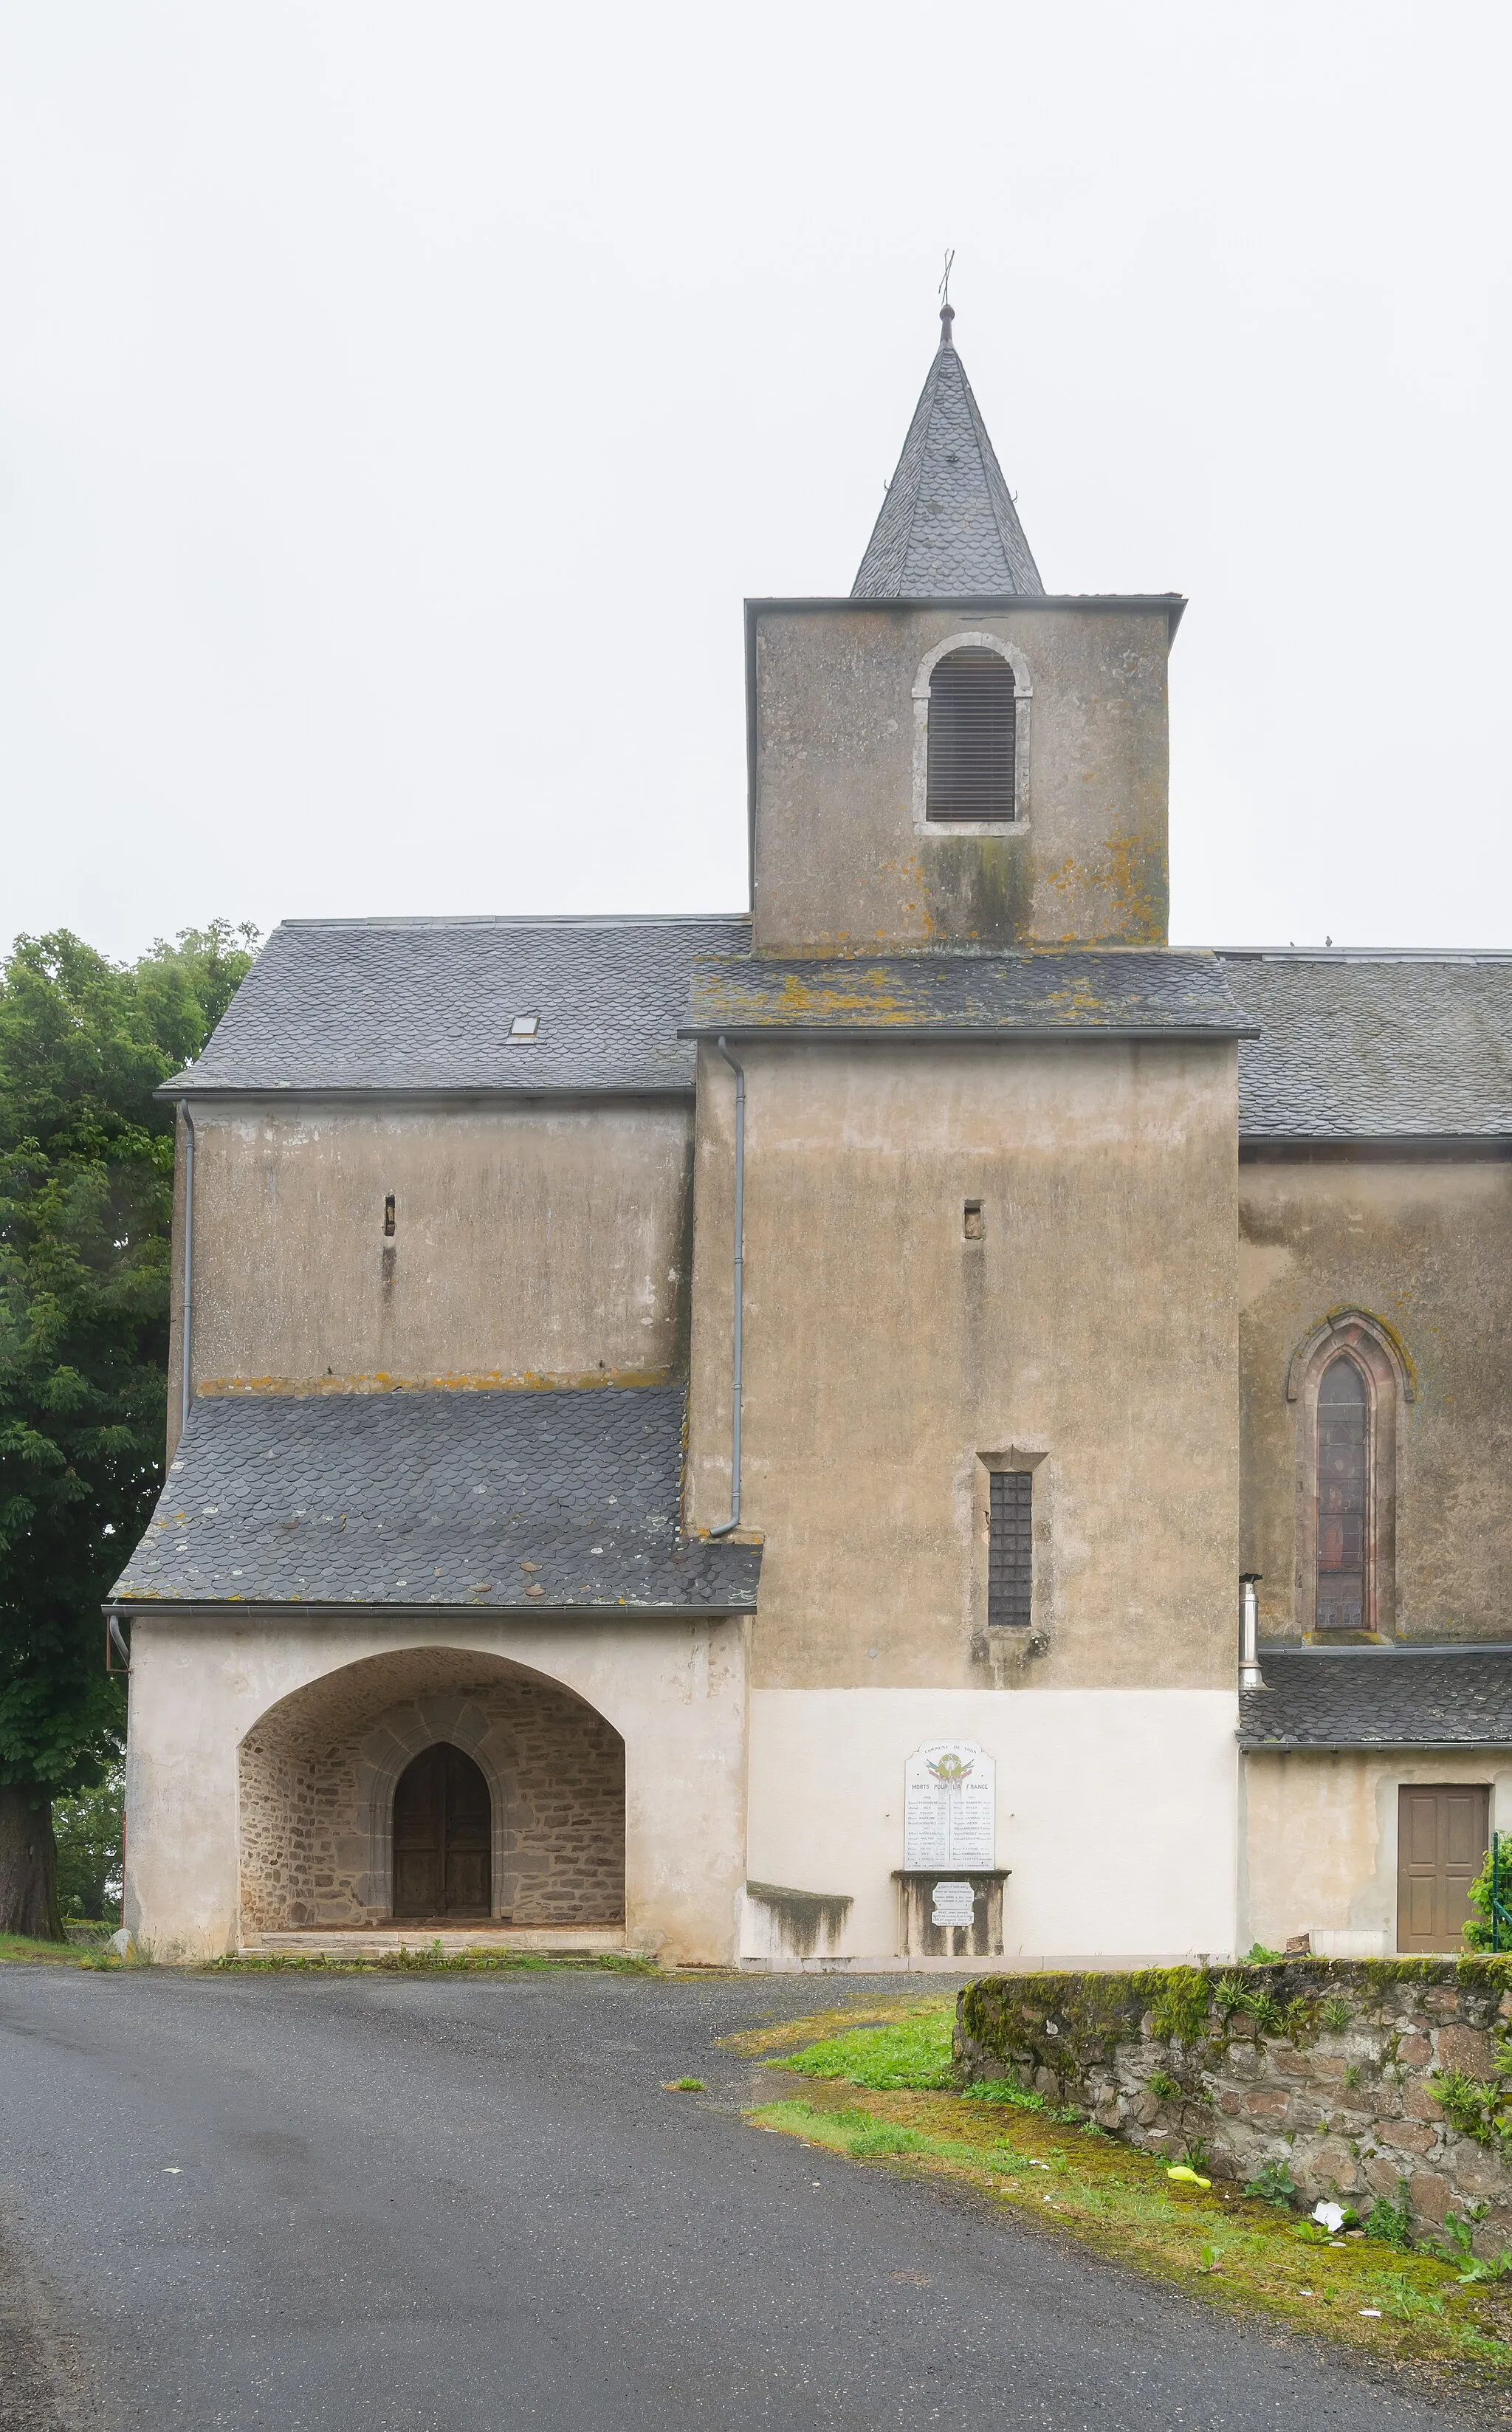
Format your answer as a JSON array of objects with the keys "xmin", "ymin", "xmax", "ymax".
[{"xmin": 113, "ymin": 306, "xmax": 1512, "ymax": 1968}]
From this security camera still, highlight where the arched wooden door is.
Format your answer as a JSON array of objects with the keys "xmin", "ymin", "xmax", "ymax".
[{"xmin": 391, "ymin": 1743, "xmax": 492, "ymax": 1920}]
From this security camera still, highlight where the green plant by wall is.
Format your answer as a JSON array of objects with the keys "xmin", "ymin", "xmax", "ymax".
[
  {"xmin": 1244, "ymin": 2160, "xmax": 1298, "ymax": 2209},
  {"xmin": 1320, "ymin": 1994, "xmax": 1353, "ymax": 2032},
  {"xmin": 1463, "ymin": 1839, "xmax": 1512, "ymax": 1953},
  {"xmin": 1147, "ymin": 2071, "xmax": 1182, "ymax": 2102},
  {"xmin": 1366, "ymin": 2179, "xmax": 1416, "ymax": 2251}
]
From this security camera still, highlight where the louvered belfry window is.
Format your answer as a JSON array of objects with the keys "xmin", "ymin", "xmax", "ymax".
[
  {"xmin": 989, "ymin": 1470, "xmax": 1033, "ymax": 1627},
  {"xmin": 927, "ymin": 647, "xmax": 1017, "ymax": 821}
]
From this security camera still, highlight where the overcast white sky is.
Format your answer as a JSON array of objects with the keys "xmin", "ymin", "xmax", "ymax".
[{"xmin": 2, "ymin": 1, "xmax": 1508, "ymax": 964}]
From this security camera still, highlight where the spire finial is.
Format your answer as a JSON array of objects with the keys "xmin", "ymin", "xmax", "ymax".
[{"xmin": 938, "ymin": 248, "xmax": 955, "ymax": 344}]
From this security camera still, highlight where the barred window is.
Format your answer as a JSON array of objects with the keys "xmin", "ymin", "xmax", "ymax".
[
  {"xmin": 989, "ymin": 1469, "xmax": 1033, "ymax": 1627},
  {"xmin": 927, "ymin": 647, "xmax": 1017, "ymax": 821}
]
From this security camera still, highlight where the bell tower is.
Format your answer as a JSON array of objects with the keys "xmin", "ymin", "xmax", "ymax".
[{"xmin": 748, "ymin": 307, "xmax": 1183, "ymax": 954}]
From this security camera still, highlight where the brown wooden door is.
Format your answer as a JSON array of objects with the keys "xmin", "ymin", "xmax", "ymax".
[
  {"xmin": 1397, "ymin": 1785, "xmax": 1488, "ymax": 1954},
  {"xmin": 392, "ymin": 1744, "xmax": 492, "ymax": 1920}
]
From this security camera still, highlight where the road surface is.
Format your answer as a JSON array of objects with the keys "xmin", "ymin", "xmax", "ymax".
[{"xmin": 0, "ymin": 1965, "xmax": 1491, "ymax": 2429}]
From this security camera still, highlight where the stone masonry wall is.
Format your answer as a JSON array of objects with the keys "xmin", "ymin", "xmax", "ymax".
[
  {"xmin": 957, "ymin": 1959, "xmax": 1512, "ymax": 2251},
  {"xmin": 238, "ymin": 1649, "xmax": 625, "ymax": 1931}
]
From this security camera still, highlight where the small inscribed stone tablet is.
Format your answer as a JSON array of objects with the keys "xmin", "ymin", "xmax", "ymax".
[
  {"xmin": 931, "ymin": 1881, "xmax": 976, "ymax": 1928},
  {"xmin": 904, "ymin": 1741, "xmax": 995, "ymax": 1870}
]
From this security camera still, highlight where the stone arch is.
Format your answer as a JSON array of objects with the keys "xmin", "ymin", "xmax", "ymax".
[
  {"xmin": 236, "ymin": 1644, "xmax": 625, "ymax": 1934},
  {"xmin": 1287, "ymin": 1308, "xmax": 1409, "ymax": 1638}
]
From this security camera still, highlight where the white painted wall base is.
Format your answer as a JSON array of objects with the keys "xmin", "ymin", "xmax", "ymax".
[
  {"xmin": 123, "ymin": 1610, "xmax": 748, "ymax": 1967},
  {"xmin": 748, "ymin": 1687, "xmax": 1240, "ymax": 1963}
]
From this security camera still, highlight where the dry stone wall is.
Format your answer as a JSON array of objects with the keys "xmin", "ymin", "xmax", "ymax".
[{"xmin": 957, "ymin": 1959, "xmax": 1512, "ymax": 2250}]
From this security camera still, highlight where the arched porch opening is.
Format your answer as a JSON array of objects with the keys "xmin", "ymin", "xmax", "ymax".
[{"xmin": 237, "ymin": 1645, "xmax": 625, "ymax": 1934}]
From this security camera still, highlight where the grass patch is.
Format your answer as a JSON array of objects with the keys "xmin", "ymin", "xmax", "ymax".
[
  {"xmin": 0, "ymin": 1931, "xmax": 112, "ymax": 1967},
  {"xmin": 749, "ymin": 2007, "xmax": 1512, "ymax": 2387},
  {"xmin": 760, "ymin": 2004, "xmax": 956, "ymax": 2091}
]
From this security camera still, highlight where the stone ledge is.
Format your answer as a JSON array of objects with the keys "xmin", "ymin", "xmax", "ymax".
[{"xmin": 242, "ymin": 1924, "xmax": 629, "ymax": 1957}]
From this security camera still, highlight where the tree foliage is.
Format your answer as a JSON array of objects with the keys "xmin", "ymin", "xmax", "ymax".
[{"xmin": 0, "ymin": 922, "xmax": 257, "ymax": 1930}]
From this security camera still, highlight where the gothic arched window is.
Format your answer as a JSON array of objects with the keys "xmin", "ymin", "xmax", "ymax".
[
  {"xmin": 1316, "ymin": 1354, "xmax": 1369, "ymax": 1632},
  {"xmin": 926, "ymin": 646, "xmax": 1017, "ymax": 820},
  {"xmin": 1287, "ymin": 1310, "xmax": 1410, "ymax": 1638}
]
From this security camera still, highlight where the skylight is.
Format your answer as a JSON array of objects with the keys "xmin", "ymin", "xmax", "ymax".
[{"xmin": 509, "ymin": 1014, "xmax": 540, "ymax": 1040}]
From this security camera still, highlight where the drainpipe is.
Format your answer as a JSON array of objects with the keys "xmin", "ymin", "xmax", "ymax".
[
  {"xmin": 709, "ymin": 1037, "xmax": 746, "ymax": 1539},
  {"xmin": 178, "ymin": 1100, "xmax": 196, "ymax": 1449},
  {"xmin": 1239, "ymin": 1573, "xmax": 1265, "ymax": 1690},
  {"xmin": 104, "ymin": 1606, "xmax": 131, "ymax": 1674}
]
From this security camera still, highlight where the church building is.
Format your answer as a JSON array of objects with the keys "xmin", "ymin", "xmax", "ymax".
[{"xmin": 112, "ymin": 306, "xmax": 1512, "ymax": 1968}]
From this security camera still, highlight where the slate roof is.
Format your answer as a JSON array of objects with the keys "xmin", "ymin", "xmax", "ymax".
[
  {"xmin": 168, "ymin": 915, "xmax": 751, "ymax": 1097},
  {"xmin": 852, "ymin": 311, "xmax": 1044, "ymax": 600},
  {"xmin": 682, "ymin": 949, "xmax": 1256, "ymax": 1040},
  {"xmin": 1240, "ymin": 1649, "xmax": 1512, "ymax": 1748},
  {"xmin": 1221, "ymin": 952, "xmax": 1512, "ymax": 1141},
  {"xmin": 111, "ymin": 1388, "xmax": 760, "ymax": 1613}
]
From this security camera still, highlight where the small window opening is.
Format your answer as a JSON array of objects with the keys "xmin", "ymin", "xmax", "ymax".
[
  {"xmin": 1316, "ymin": 1354, "xmax": 1367, "ymax": 1630},
  {"xmin": 963, "ymin": 1200, "xmax": 984, "ymax": 1240},
  {"xmin": 383, "ymin": 1194, "xmax": 396, "ymax": 1237},
  {"xmin": 989, "ymin": 1471, "xmax": 1032, "ymax": 1627},
  {"xmin": 509, "ymin": 1013, "xmax": 540, "ymax": 1040},
  {"xmin": 927, "ymin": 647, "xmax": 1017, "ymax": 821}
]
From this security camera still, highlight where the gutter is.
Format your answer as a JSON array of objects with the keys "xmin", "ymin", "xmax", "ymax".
[
  {"xmin": 708, "ymin": 1037, "xmax": 746, "ymax": 1539},
  {"xmin": 679, "ymin": 1023, "xmax": 1260, "ymax": 1045}
]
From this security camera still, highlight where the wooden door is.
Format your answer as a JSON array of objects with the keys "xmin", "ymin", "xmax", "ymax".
[
  {"xmin": 1397, "ymin": 1785, "xmax": 1488, "ymax": 1954},
  {"xmin": 392, "ymin": 1743, "xmax": 492, "ymax": 1920}
]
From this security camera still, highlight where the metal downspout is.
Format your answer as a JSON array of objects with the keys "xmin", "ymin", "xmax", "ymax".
[
  {"xmin": 1239, "ymin": 1574, "xmax": 1264, "ymax": 1690},
  {"xmin": 709, "ymin": 1037, "xmax": 746, "ymax": 1539},
  {"xmin": 179, "ymin": 1101, "xmax": 196, "ymax": 1449}
]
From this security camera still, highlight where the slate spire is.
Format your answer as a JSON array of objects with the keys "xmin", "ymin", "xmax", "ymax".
[{"xmin": 851, "ymin": 305, "xmax": 1044, "ymax": 599}]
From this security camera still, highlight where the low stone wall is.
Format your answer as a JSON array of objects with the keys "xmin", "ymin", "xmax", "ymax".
[{"xmin": 955, "ymin": 1959, "xmax": 1512, "ymax": 2248}]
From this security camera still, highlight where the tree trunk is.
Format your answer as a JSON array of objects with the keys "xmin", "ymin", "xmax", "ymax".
[{"xmin": 0, "ymin": 1786, "xmax": 63, "ymax": 1940}]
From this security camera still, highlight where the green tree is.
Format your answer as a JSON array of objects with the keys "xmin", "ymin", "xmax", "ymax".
[
  {"xmin": 0, "ymin": 921, "xmax": 256, "ymax": 1935},
  {"xmin": 53, "ymin": 1756, "xmax": 125, "ymax": 1923}
]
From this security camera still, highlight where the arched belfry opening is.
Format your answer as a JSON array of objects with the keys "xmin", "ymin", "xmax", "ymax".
[{"xmin": 392, "ymin": 1742, "xmax": 492, "ymax": 1920}]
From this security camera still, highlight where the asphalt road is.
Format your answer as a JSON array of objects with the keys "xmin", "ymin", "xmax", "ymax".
[{"xmin": 0, "ymin": 1964, "xmax": 1494, "ymax": 2431}]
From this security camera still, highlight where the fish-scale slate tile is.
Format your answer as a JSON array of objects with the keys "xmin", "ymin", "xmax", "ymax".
[
  {"xmin": 683, "ymin": 949, "xmax": 1255, "ymax": 1037},
  {"xmin": 1240, "ymin": 1649, "xmax": 1512, "ymax": 1748},
  {"xmin": 169, "ymin": 915, "xmax": 750, "ymax": 1096},
  {"xmin": 1221, "ymin": 953, "xmax": 1512, "ymax": 1138},
  {"xmin": 852, "ymin": 320, "xmax": 1043, "ymax": 599},
  {"xmin": 112, "ymin": 1388, "xmax": 760, "ymax": 1612}
]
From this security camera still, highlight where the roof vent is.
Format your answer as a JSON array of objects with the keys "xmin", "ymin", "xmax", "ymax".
[{"xmin": 509, "ymin": 1014, "xmax": 540, "ymax": 1040}]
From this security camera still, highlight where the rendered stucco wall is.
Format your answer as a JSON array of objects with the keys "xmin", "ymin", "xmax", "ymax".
[
  {"xmin": 1238, "ymin": 1152, "xmax": 1512, "ymax": 1638},
  {"xmin": 167, "ymin": 1097, "xmax": 693, "ymax": 1454},
  {"xmin": 688, "ymin": 1036, "xmax": 1239, "ymax": 1695},
  {"xmin": 123, "ymin": 1612, "xmax": 746, "ymax": 1965},
  {"xmin": 1243, "ymin": 1748, "xmax": 1512, "ymax": 1957},
  {"xmin": 747, "ymin": 1686, "xmax": 1239, "ymax": 1962},
  {"xmin": 750, "ymin": 602, "xmax": 1172, "ymax": 952}
]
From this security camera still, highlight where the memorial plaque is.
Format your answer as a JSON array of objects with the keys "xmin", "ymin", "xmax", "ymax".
[
  {"xmin": 903, "ymin": 1740, "xmax": 994, "ymax": 1870},
  {"xmin": 931, "ymin": 1880, "xmax": 976, "ymax": 1928}
]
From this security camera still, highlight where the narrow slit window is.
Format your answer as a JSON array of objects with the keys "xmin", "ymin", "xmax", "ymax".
[
  {"xmin": 1316, "ymin": 1355, "xmax": 1367, "ymax": 1631},
  {"xmin": 989, "ymin": 1470, "xmax": 1033, "ymax": 1628},
  {"xmin": 927, "ymin": 647, "xmax": 1017, "ymax": 821},
  {"xmin": 383, "ymin": 1195, "xmax": 396, "ymax": 1237}
]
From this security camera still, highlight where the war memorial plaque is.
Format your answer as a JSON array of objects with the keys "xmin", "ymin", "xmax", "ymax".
[{"xmin": 902, "ymin": 1740, "xmax": 994, "ymax": 1871}]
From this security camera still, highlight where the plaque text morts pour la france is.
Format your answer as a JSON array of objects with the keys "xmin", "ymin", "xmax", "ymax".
[{"xmin": 902, "ymin": 1741, "xmax": 995, "ymax": 1871}]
